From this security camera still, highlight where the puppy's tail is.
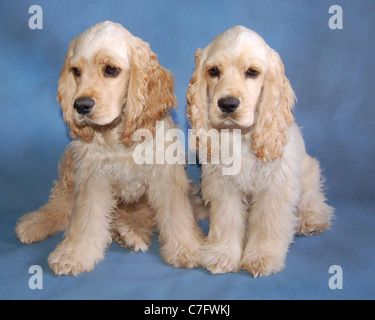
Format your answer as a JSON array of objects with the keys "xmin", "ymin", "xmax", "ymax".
[{"xmin": 189, "ymin": 184, "xmax": 209, "ymax": 221}]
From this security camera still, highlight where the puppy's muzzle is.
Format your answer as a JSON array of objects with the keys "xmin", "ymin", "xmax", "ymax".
[
  {"xmin": 74, "ymin": 97, "xmax": 95, "ymax": 115},
  {"xmin": 218, "ymin": 97, "xmax": 240, "ymax": 114}
]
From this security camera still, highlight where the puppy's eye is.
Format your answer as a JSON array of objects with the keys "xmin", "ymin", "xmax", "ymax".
[
  {"xmin": 246, "ymin": 68, "xmax": 260, "ymax": 79},
  {"xmin": 104, "ymin": 65, "xmax": 120, "ymax": 77},
  {"xmin": 208, "ymin": 67, "xmax": 220, "ymax": 78},
  {"xmin": 71, "ymin": 67, "xmax": 81, "ymax": 77}
]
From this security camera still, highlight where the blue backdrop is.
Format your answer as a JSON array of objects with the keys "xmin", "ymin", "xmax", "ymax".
[{"xmin": 0, "ymin": 0, "xmax": 374, "ymax": 300}]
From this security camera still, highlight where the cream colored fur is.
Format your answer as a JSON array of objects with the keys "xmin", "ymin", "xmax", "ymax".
[
  {"xmin": 15, "ymin": 21, "xmax": 202, "ymax": 276},
  {"xmin": 186, "ymin": 26, "xmax": 334, "ymax": 277}
]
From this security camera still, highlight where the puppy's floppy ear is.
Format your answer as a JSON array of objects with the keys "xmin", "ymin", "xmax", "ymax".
[
  {"xmin": 186, "ymin": 49, "xmax": 211, "ymax": 152},
  {"xmin": 57, "ymin": 38, "xmax": 94, "ymax": 142},
  {"xmin": 119, "ymin": 37, "xmax": 177, "ymax": 146},
  {"xmin": 251, "ymin": 49, "xmax": 295, "ymax": 162}
]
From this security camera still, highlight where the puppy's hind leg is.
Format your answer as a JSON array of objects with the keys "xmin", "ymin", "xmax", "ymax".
[
  {"xmin": 15, "ymin": 147, "xmax": 75, "ymax": 243},
  {"xmin": 189, "ymin": 183, "xmax": 210, "ymax": 221},
  {"xmin": 296, "ymin": 155, "xmax": 334, "ymax": 236},
  {"xmin": 112, "ymin": 200, "xmax": 155, "ymax": 252}
]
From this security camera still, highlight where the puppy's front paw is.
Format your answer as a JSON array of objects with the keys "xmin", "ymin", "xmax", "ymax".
[
  {"xmin": 201, "ymin": 244, "xmax": 241, "ymax": 274},
  {"xmin": 161, "ymin": 239, "xmax": 201, "ymax": 269},
  {"xmin": 48, "ymin": 245, "xmax": 97, "ymax": 276},
  {"xmin": 48, "ymin": 254, "xmax": 88, "ymax": 276},
  {"xmin": 241, "ymin": 254, "xmax": 285, "ymax": 277}
]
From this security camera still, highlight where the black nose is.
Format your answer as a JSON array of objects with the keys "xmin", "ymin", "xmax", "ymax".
[
  {"xmin": 74, "ymin": 97, "xmax": 95, "ymax": 115},
  {"xmin": 218, "ymin": 97, "xmax": 240, "ymax": 114}
]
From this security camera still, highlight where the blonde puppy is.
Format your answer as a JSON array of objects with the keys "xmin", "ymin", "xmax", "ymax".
[
  {"xmin": 187, "ymin": 26, "xmax": 333, "ymax": 277},
  {"xmin": 15, "ymin": 21, "xmax": 202, "ymax": 275}
]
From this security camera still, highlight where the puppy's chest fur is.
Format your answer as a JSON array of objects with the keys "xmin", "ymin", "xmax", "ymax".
[
  {"xmin": 71, "ymin": 132, "xmax": 153, "ymax": 203},
  {"xmin": 204, "ymin": 134, "xmax": 280, "ymax": 195},
  {"xmin": 204, "ymin": 125, "xmax": 304, "ymax": 197},
  {"xmin": 227, "ymin": 142, "xmax": 278, "ymax": 194}
]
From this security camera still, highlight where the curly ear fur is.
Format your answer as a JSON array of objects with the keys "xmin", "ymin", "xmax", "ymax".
[
  {"xmin": 186, "ymin": 49, "xmax": 211, "ymax": 153},
  {"xmin": 251, "ymin": 49, "xmax": 295, "ymax": 162},
  {"xmin": 57, "ymin": 39, "xmax": 95, "ymax": 142},
  {"xmin": 120, "ymin": 38, "xmax": 177, "ymax": 146}
]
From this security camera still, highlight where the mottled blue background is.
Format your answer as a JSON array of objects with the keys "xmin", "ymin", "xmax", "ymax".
[{"xmin": 0, "ymin": 0, "xmax": 374, "ymax": 300}]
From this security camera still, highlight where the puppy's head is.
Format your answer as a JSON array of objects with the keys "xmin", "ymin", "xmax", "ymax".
[
  {"xmin": 58, "ymin": 21, "xmax": 176, "ymax": 143},
  {"xmin": 187, "ymin": 26, "xmax": 295, "ymax": 162}
]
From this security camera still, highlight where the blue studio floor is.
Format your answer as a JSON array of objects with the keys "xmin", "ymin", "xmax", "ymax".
[{"xmin": 1, "ymin": 197, "xmax": 374, "ymax": 300}]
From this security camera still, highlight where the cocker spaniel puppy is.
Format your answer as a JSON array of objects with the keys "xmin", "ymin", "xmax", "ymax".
[
  {"xmin": 187, "ymin": 26, "xmax": 334, "ymax": 277},
  {"xmin": 15, "ymin": 21, "xmax": 202, "ymax": 275}
]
